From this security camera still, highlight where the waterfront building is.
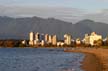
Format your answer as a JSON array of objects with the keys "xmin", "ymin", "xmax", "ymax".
[
  {"xmin": 40, "ymin": 34, "xmax": 45, "ymax": 41},
  {"xmin": 22, "ymin": 40, "xmax": 26, "ymax": 45},
  {"xmin": 34, "ymin": 40, "xmax": 39, "ymax": 45},
  {"xmin": 52, "ymin": 35, "xmax": 57, "ymax": 45},
  {"xmin": 41, "ymin": 40, "xmax": 45, "ymax": 46},
  {"xmin": 83, "ymin": 32, "xmax": 102, "ymax": 46},
  {"xmin": 45, "ymin": 34, "xmax": 49, "ymax": 42},
  {"xmin": 34, "ymin": 32, "xmax": 40, "ymax": 45},
  {"xmin": 103, "ymin": 38, "xmax": 107, "ymax": 42},
  {"xmin": 89, "ymin": 32, "xmax": 102, "ymax": 46},
  {"xmin": 48, "ymin": 35, "xmax": 52, "ymax": 44},
  {"xmin": 83, "ymin": 34, "xmax": 90, "ymax": 45},
  {"xmin": 76, "ymin": 38, "xmax": 81, "ymax": 45},
  {"xmin": 57, "ymin": 42, "xmax": 64, "ymax": 47},
  {"xmin": 64, "ymin": 34, "xmax": 72, "ymax": 45},
  {"xmin": 35, "ymin": 32, "xmax": 39, "ymax": 41},
  {"xmin": 29, "ymin": 32, "xmax": 34, "ymax": 45}
]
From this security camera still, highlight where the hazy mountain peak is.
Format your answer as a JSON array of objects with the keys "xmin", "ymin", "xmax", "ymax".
[{"xmin": 0, "ymin": 16, "xmax": 108, "ymax": 39}]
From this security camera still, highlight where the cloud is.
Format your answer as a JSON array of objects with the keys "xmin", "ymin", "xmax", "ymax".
[
  {"xmin": 83, "ymin": 9, "xmax": 108, "ymax": 23},
  {"xmin": 0, "ymin": 5, "xmax": 86, "ymax": 23},
  {"xmin": 98, "ymin": 0, "xmax": 108, "ymax": 1}
]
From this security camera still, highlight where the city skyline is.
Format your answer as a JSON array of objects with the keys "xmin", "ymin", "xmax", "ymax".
[{"xmin": 28, "ymin": 31, "xmax": 104, "ymax": 47}]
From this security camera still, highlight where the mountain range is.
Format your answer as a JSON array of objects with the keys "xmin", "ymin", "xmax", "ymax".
[{"xmin": 0, "ymin": 16, "xmax": 108, "ymax": 40}]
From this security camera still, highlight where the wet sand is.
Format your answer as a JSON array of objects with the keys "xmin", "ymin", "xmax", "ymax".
[
  {"xmin": 81, "ymin": 53, "xmax": 102, "ymax": 71},
  {"xmin": 64, "ymin": 48, "xmax": 108, "ymax": 71}
]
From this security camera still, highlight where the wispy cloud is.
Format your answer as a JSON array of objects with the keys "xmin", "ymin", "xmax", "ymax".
[{"xmin": 0, "ymin": 5, "xmax": 87, "ymax": 23}]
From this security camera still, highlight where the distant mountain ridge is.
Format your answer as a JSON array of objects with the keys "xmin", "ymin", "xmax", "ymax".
[{"xmin": 0, "ymin": 16, "xmax": 108, "ymax": 39}]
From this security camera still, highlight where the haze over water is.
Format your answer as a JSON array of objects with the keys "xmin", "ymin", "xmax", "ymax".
[{"xmin": 0, "ymin": 48, "xmax": 84, "ymax": 71}]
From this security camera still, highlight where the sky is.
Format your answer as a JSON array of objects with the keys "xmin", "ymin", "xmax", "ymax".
[
  {"xmin": 0, "ymin": 0, "xmax": 108, "ymax": 11},
  {"xmin": 0, "ymin": 0, "xmax": 108, "ymax": 23}
]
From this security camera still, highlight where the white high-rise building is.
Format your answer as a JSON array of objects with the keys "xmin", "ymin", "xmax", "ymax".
[
  {"xmin": 83, "ymin": 34, "xmax": 90, "ymax": 45},
  {"xmin": 34, "ymin": 32, "xmax": 40, "ymax": 45},
  {"xmin": 48, "ymin": 35, "xmax": 52, "ymax": 44},
  {"xmin": 29, "ymin": 32, "xmax": 34, "ymax": 45},
  {"xmin": 35, "ymin": 32, "xmax": 39, "ymax": 41},
  {"xmin": 89, "ymin": 32, "xmax": 102, "ymax": 46},
  {"xmin": 64, "ymin": 34, "xmax": 71, "ymax": 45},
  {"xmin": 41, "ymin": 40, "xmax": 45, "ymax": 46},
  {"xmin": 45, "ymin": 34, "xmax": 49, "ymax": 42},
  {"xmin": 52, "ymin": 35, "xmax": 57, "ymax": 45}
]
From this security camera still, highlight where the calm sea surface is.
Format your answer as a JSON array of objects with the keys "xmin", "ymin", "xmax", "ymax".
[{"xmin": 0, "ymin": 48, "xmax": 85, "ymax": 71}]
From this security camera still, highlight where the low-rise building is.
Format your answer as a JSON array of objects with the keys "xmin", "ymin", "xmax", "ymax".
[{"xmin": 76, "ymin": 38, "xmax": 81, "ymax": 45}]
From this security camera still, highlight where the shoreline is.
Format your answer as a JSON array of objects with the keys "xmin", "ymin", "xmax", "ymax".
[
  {"xmin": 81, "ymin": 52, "xmax": 102, "ymax": 71},
  {"xmin": 64, "ymin": 48, "xmax": 108, "ymax": 71}
]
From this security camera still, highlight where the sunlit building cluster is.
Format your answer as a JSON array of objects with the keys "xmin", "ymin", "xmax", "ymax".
[
  {"xmin": 83, "ymin": 32, "xmax": 102, "ymax": 46},
  {"xmin": 29, "ymin": 32, "xmax": 73, "ymax": 47},
  {"xmin": 29, "ymin": 32, "xmax": 58, "ymax": 46},
  {"xmin": 27, "ymin": 31, "xmax": 105, "ymax": 47},
  {"xmin": 64, "ymin": 34, "xmax": 72, "ymax": 45}
]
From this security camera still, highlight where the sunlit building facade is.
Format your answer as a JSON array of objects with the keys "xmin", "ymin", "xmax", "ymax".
[
  {"xmin": 45, "ymin": 34, "xmax": 49, "ymax": 43},
  {"xmin": 29, "ymin": 32, "xmax": 34, "ymax": 45},
  {"xmin": 34, "ymin": 32, "xmax": 40, "ymax": 45},
  {"xmin": 76, "ymin": 38, "xmax": 81, "ymax": 45},
  {"xmin": 83, "ymin": 32, "xmax": 102, "ymax": 46},
  {"xmin": 48, "ymin": 35, "xmax": 52, "ymax": 44},
  {"xmin": 64, "ymin": 34, "xmax": 72, "ymax": 45},
  {"xmin": 83, "ymin": 34, "xmax": 90, "ymax": 45},
  {"xmin": 89, "ymin": 32, "xmax": 102, "ymax": 46},
  {"xmin": 52, "ymin": 35, "xmax": 57, "ymax": 45}
]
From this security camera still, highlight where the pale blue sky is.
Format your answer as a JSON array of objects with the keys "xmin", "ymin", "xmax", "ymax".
[{"xmin": 0, "ymin": 0, "xmax": 108, "ymax": 11}]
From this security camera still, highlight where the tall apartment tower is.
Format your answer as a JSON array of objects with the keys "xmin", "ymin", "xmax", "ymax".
[
  {"xmin": 29, "ymin": 32, "xmax": 34, "ymax": 45},
  {"xmin": 48, "ymin": 35, "xmax": 52, "ymax": 44},
  {"xmin": 52, "ymin": 35, "xmax": 57, "ymax": 45},
  {"xmin": 83, "ymin": 34, "xmax": 90, "ymax": 45},
  {"xmin": 45, "ymin": 34, "xmax": 49, "ymax": 42},
  {"xmin": 64, "ymin": 34, "xmax": 71, "ymax": 45},
  {"xmin": 34, "ymin": 32, "xmax": 40, "ymax": 45},
  {"xmin": 35, "ymin": 32, "xmax": 39, "ymax": 41}
]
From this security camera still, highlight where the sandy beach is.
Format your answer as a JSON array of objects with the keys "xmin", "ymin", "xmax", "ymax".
[{"xmin": 64, "ymin": 48, "xmax": 108, "ymax": 71}]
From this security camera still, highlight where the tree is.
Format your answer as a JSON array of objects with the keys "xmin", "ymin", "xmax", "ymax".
[{"xmin": 94, "ymin": 39, "xmax": 102, "ymax": 47}]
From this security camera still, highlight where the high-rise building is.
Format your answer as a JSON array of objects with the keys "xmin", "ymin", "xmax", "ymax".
[
  {"xmin": 64, "ymin": 34, "xmax": 72, "ymax": 45},
  {"xmin": 45, "ymin": 34, "xmax": 49, "ymax": 42},
  {"xmin": 29, "ymin": 32, "xmax": 34, "ymax": 45},
  {"xmin": 83, "ymin": 34, "xmax": 90, "ymax": 45},
  {"xmin": 52, "ymin": 35, "xmax": 57, "ymax": 45},
  {"xmin": 34, "ymin": 32, "xmax": 40, "ymax": 45},
  {"xmin": 40, "ymin": 34, "xmax": 44, "ymax": 41},
  {"xmin": 48, "ymin": 35, "xmax": 52, "ymax": 44},
  {"xmin": 41, "ymin": 40, "xmax": 45, "ymax": 46},
  {"xmin": 35, "ymin": 32, "xmax": 39, "ymax": 41}
]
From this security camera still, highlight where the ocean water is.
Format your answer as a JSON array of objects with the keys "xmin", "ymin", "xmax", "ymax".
[{"xmin": 0, "ymin": 48, "xmax": 85, "ymax": 71}]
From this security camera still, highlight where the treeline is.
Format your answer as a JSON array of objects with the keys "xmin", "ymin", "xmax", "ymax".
[
  {"xmin": 0, "ymin": 39, "xmax": 108, "ymax": 48},
  {"xmin": 0, "ymin": 39, "xmax": 28, "ymax": 47}
]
